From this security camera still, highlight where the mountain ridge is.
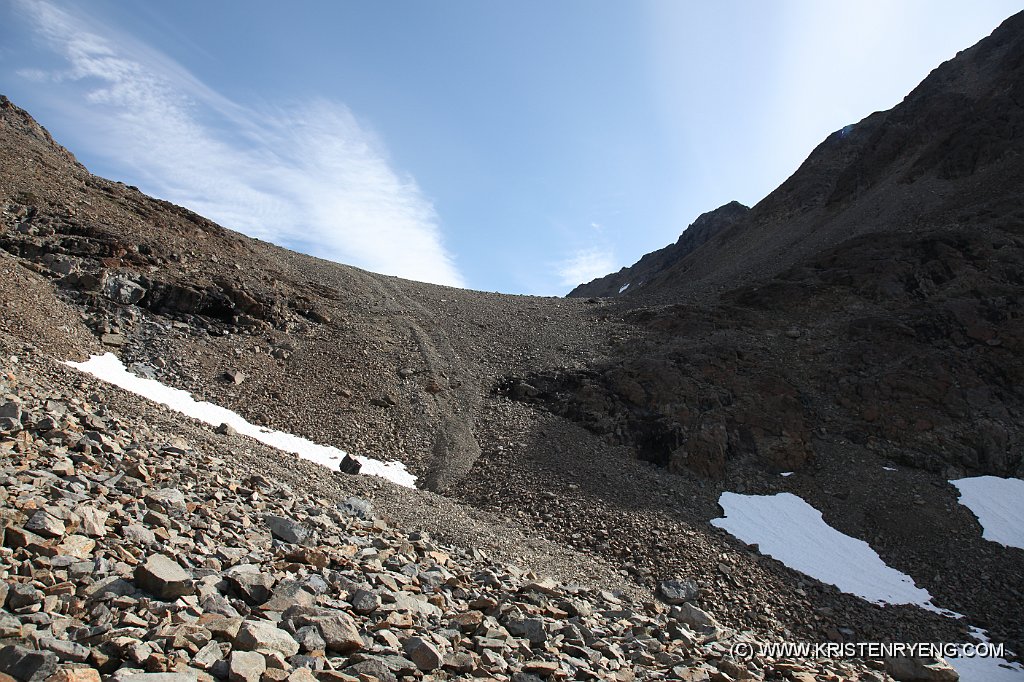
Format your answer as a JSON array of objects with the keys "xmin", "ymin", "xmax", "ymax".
[{"xmin": 572, "ymin": 9, "xmax": 1024, "ymax": 304}]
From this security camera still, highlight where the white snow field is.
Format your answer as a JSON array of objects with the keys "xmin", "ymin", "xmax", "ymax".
[
  {"xmin": 950, "ymin": 476, "xmax": 1024, "ymax": 550},
  {"xmin": 949, "ymin": 655, "xmax": 1024, "ymax": 681},
  {"xmin": 66, "ymin": 353, "xmax": 416, "ymax": 488},
  {"xmin": 711, "ymin": 492, "xmax": 942, "ymax": 609},
  {"xmin": 712, "ymin": 491, "xmax": 1024, "ymax": 681}
]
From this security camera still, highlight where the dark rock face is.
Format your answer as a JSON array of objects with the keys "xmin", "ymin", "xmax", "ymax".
[{"xmin": 543, "ymin": 11, "xmax": 1024, "ymax": 479}]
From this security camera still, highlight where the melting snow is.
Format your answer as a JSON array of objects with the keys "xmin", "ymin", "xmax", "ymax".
[
  {"xmin": 950, "ymin": 476, "xmax": 1024, "ymax": 550},
  {"xmin": 66, "ymin": 353, "xmax": 416, "ymax": 488},
  {"xmin": 711, "ymin": 492, "xmax": 946, "ymax": 610}
]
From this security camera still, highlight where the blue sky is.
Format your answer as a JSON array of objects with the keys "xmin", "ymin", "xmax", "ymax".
[{"xmin": 1, "ymin": 1, "xmax": 1020, "ymax": 294}]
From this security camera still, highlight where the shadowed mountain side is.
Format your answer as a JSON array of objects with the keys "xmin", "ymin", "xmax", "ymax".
[{"xmin": 574, "ymin": 10, "xmax": 1024, "ymax": 305}]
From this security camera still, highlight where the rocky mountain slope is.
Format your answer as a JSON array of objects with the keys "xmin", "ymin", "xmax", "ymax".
[
  {"xmin": 1, "ymin": 10, "xmax": 1023, "ymax": 682},
  {"xmin": 576, "ymin": 10, "xmax": 1024, "ymax": 305}
]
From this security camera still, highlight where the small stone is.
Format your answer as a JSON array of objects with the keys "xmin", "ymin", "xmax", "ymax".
[
  {"xmin": 56, "ymin": 535, "xmax": 95, "ymax": 560},
  {"xmin": 0, "ymin": 401, "xmax": 21, "ymax": 421},
  {"xmin": 6, "ymin": 583, "xmax": 40, "ymax": 610},
  {"xmin": 671, "ymin": 603, "xmax": 720, "ymax": 631},
  {"xmin": 337, "ymin": 497, "xmax": 372, "ymax": 519},
  {"xmin": 78, "ymin": 507, "xmax": 108, "ymax": 537},
  {"xmin": 349, "ymin": 589, "xmax": 380, "ymax": 615},
  {"xmin": 215, "ymin": 423, "xmax": 237, "ymax": 436},
  {"xmin": 658, "ymin": 579, "xmax": 699, "ymax": 605},
  {"xmin": 403, "ymin": 637, "xmax": 443, "ymax": 671},
  {"xmin": 100, "ymin": 333, "xmax": 126, "ymax": 347},
  {"xmin": 44, "ymin": 668, "xmax": 102, "ymax": 682},
  {"xmin": 122, "ymin": 523, "xmax": 156, "ymax": 546},
  {"xmin": 37, "ymin": 636, "xmax": 90, "ymax": 663},
  {"xmin": 264, "ymin": 515, "xmax": 311, "ymax": 546},
  {"xmin": 24, "ymin": 511, "xmax": 65, "ymax": 539},
  {"xmin": 225, "ymin": 371, "xmax": 247, "ymax": 385},
  {"xmin": 0, "ymin": 645, "xmax": 59, "ymax": 682},
  {"xmin": 135, "ymin": 554, "xmax": 195, "ymax": 600},
  {"xmin": 234, "ymin": 620, "xmax": 300, "ymax": 657},
  {"xmin": 883, "ymin": 657, "xmax": 959, "ymax": 682},
  {"xmin": 228, "ymin": 651, "xmax": 266, "ymax": 682},
  {"xmin": 337, "ymin": 455, "xmax": 361, "ymax": 476}
]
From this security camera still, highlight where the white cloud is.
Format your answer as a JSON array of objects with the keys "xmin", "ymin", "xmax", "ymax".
[
  {"xmin": 14, "ymin": 0, "xmax": 464, "ymax": 287},
  {"xmin": 555, "ymin": 246, "xmax": 616, "ymax": 288}
]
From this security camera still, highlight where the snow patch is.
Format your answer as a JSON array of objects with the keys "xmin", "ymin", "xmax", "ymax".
[
  {"xmin": 618, "ymin": 282, "xmax": 630, "ymax": 294},
  {"xmin": 950, "ymin": 627, "xmax": 1024, "ymax": 682},
  {"xmin": 66, "ymin": 353, "xmax": 416, "ymax": 488},
  {"xmin": 949, "ymin": 655, "xmax": 1024, "ymax": 682},
  {"xmin": 882, "ymin": 466, "xmax": 897, "ymax": 471},
  {"xmin": 780, "ymin": 471, "xmax": 794, "ymax": 477},
  {"xmin": 711, "ymin": 492, "xmax": 945, "ymax": 610},
  {"xmin": 950, "ymin": 476, "xmax": 1024, "ymax": 550}
]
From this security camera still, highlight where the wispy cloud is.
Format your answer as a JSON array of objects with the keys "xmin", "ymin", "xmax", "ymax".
[
  {"xmin": 555, "ymin": 246, "xmax": 616, "ymax": 289},
  {"xmin": 12, "ymin": 0, "xmax": 464, "ymax": 287}
]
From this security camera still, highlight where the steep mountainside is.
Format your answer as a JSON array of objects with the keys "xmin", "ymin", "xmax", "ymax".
[
  {"xmin": 575, "ymin": 10, "xmax": 1024, "ymax": 304},
  {"xmin": 2, "ymin": 11, "xmax": 1024, "ymax": 680}
]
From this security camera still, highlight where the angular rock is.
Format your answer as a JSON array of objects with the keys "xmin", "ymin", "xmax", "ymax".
[
  {"xmin": 403, "ymin": 636, "xmax": 443, "ymax": 671},
  {"xmin": 671, "ymin": 603, "xmax": 719, "ymax": 631},
  {"xmin": 260, "ymin": 581, "xmax": 315, "ymax": 612},
  {"xmin": 135, "ymin": 553, "xmax": 195, "ymax": 600},
  {"xmin": 5, "ymin": 583, "xmax": 40, "ymax": 611},
  {"xmin": 122, "ymin": 523, "xmax": 156, "ymax": 546},
  {"xmin": 338, "ymin": 497, "xmax": 372, "ymax": 519},
  {"xmin": 0, "ymin": 401, "xmax": 21, "ymax": 421},
  {"xmin": 44, "ymin": 668, "xmax": 102, "ymax": 682},
  {"xmin": 337, "ymin": 455, "xmax": 361, "ymax": 475},
  {"xmin": 286, "ymin": 608, "xmax": 363, "ymax": 654},
  {"xmin": 264, "ymin": 515, "xmax": 310, "ymax": 546},
  {"xmin": 38, "ymin": 637, "xmax": 90, "ymax": 663},
  {"xmin": 349, "ymin": 589, "xmax": 380, "ymax": 615},
  {"xmin": 234, "ymin": 620, "xmax": 299, "ymax": 657},
  {"xmin": 56, "ymin": 535, "xmax": 95, "ymax": 560},
  {"xmin": 145, "ymin": 488, "xmax": 187, "ymax": 512},
  {"xmin": 0, "ymin": 611, "xmax": 22, "ymax": 638},
  {"xmin": 105, "ymin": 673, "xmax": 198, "ymax": 682},
  {"xmin": 192, "ymin": 640, "xmax": 226, "ymax": 670},
  {"xmin": 0, "ymin": 645, "xmax": 58, "ymax": 682},
  {"xmin": 103, "ymin": 275, "xmax": 147, "ymax": 305},
  {"xmin": 884, "ymin": 657, "xmax": 959, "ymax": 682},
  {"xmin": 24, "ymin": 511, "xmax": 65, "ymax": 539},
  {"xmin": 658, "ymin": 579, "xmax": 699, "ymax": 605},
  {"xmin": 228, "ymin": 651, "xmax": 266, "ymax": 682},
  {"xmin": 225, "ymin": 566, "xmax": 275, "ymax": 605}
]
